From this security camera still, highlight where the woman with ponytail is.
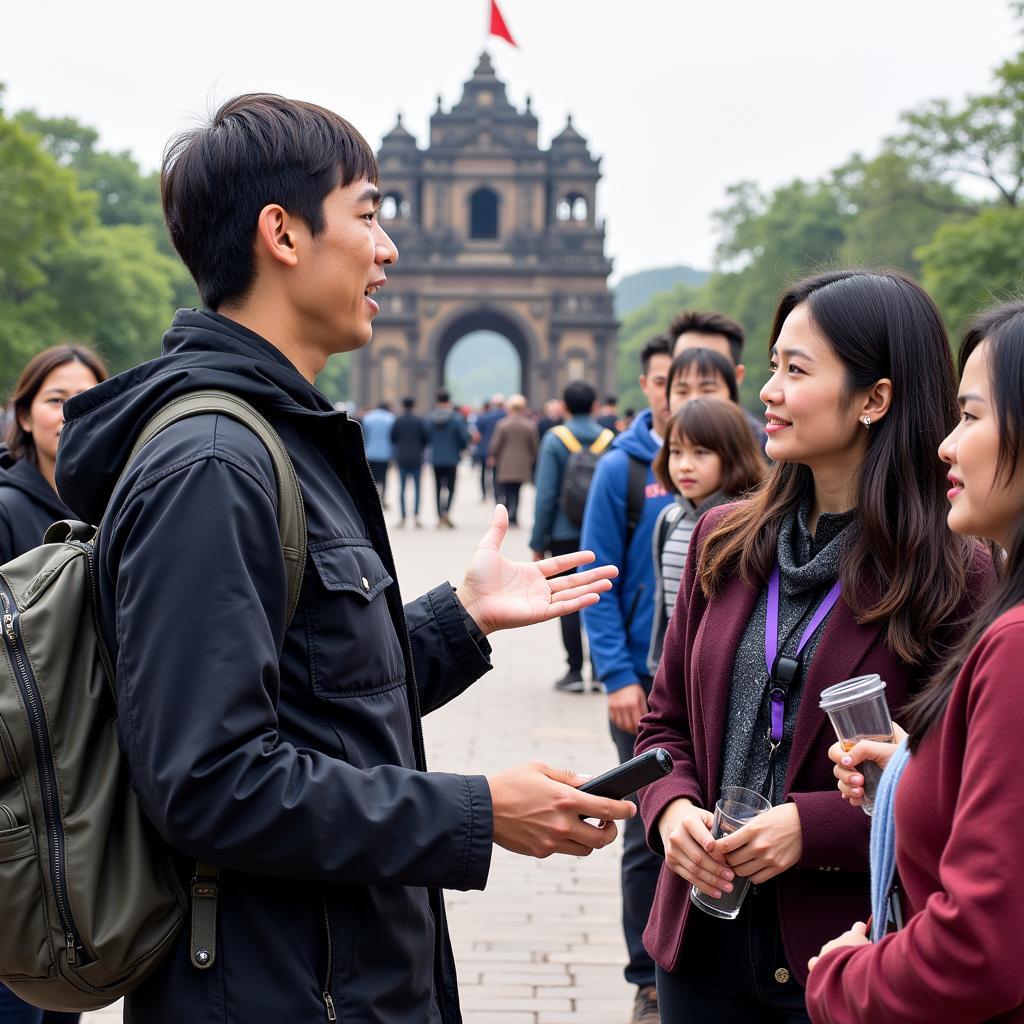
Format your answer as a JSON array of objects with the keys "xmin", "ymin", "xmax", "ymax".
[
  {"xmin": 635, "ymin": 270, "xmax": 991, "ymax": 1022},
  {"xmin": 809, "ymin": 301, "xmax": 1024, "ymax": 1023}
]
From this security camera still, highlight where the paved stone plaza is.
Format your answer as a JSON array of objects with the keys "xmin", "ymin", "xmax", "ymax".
[{"xmin": 84, "ymin": 465, "xmax": 635, "ymax": 1023}]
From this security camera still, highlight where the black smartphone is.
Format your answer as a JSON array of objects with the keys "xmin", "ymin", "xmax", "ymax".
[{"xmin": 579, "ymin": 747, "xmax": 673, "ymax": 802}]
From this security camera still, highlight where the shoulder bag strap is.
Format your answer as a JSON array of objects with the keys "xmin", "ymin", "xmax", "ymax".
[
  {"xmin": 124, "ymin": 389, "xmax": 307, "ymax": 625},
  {"xmin": 121, "ymin": 390, "xmax": 308, "ymax": 974}
]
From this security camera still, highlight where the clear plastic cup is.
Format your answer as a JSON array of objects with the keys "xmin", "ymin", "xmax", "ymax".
[
  {"xmin": 689, "ymin": 786, "xmax": 772, "ymax": 920},
  {"xmin": 819, "ymin": 673, "xmax": 894, "ymax": 815}
]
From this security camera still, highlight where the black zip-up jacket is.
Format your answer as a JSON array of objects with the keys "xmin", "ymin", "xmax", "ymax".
[
  {"xmin": 0, "ymin": 447, "xmax": 73, "ymax": 563},
  {"xmin": 391, "ymin": 412, "xmax": 430, "ymax": 468},
  {"xmin": 56, "ymin": 310, "xmax": 495, "ymax": 1023}
]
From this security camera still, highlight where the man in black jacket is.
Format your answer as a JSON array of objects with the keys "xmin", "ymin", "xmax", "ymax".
[
  {"xmin": 391, "ymin": 395, "xmax": 430, "ymax": 528},
  {"xmin": 56, "ymin": 94, "xmax": 632, "ymax": 1024}
]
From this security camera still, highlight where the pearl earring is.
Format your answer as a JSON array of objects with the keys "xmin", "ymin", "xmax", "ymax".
[{"xmin": 862, "ymin": 416, "xmax": 871, "ymax": 428}]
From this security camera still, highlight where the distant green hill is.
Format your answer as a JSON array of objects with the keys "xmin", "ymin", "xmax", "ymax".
[{"xmin": 614, "ymin": 265, "xmax": 710, "ymax": 317}]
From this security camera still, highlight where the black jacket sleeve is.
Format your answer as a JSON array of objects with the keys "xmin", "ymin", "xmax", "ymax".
[
  {"xmin": 403, "ymin": 584, "xmax": 492, "ymax": 714},
  {"xmin": 105, "ymin": 447, "xmax": 492, "ymax": 891}
]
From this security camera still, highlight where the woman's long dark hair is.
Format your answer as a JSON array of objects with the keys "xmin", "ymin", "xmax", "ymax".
[
  {"xmin": 904, "ymin": 301, "xmax": 1024, "ymax": 749},
  {"xmin": 699, "ymin": 269, "xmax": 975, "ymax": 666},
  {"xmin": 5, "ymin": 345, "xmax": 109, "ymax": 463}
]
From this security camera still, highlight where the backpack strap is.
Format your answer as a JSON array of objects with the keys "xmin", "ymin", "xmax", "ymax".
[
  {"xmin": 122, "ymin": 389, "xmax": 308, "ymax": 974},
  {"xmin": 624, "ymin": 454, "xmax": 648, "ymax": 552},
  {"xmin": 589, "ymin": 428, "xmax": 615, "ymax": 455},
  {"xmin": 550, "ymin": 424, "xmax": 582, "ymax": 454},
  {"xmin": 125, "ymin": 389, "xmax": 307, "ymax": 625}
]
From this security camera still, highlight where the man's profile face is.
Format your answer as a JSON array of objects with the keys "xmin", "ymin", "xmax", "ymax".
[
  {"xmin": 289, "ymin": 177, "xmax": 398, "ymax": 355},
  {"xmin": 674, "ymin": 331, "xmax": 746, "ymax": 386},
  {"xmin": 640, "ymin": 353, "xmax": 673, "ymax": 435}
]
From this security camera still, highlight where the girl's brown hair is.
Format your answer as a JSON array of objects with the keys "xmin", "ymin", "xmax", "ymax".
[
  {"xmin": 654, "ymin": 399, "xmax": 765, "ymax": 498},
  {"xmin": 697, "ymin": 269, "xmax": 975, "ymax": 667},
  {"xmin": 5, "ymin": 345, "xmax": 109, "ymax": 463}
]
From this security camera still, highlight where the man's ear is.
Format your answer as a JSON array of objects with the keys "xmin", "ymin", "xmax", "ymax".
[
  {"xmin": 859, "ymin": 378, "xmax": 893, "ymax": 424},
  {"xmin": 254, "ymin": 204, "xmax": 299, "ymax": 268},
  {"xmin": 734, "ymin": 363, "xmax": 746, "ymax": 387}
]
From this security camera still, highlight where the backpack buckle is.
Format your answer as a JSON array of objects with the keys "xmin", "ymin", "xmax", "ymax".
[{"xmin": 190, "ymin": 863, "xmax": 220, "ymax": 970}]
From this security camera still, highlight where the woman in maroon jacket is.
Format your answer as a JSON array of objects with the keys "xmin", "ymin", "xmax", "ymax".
[
  {"xmin": 808, "ymin": 302, "xmax": 1024, "ymax": 1023},
  {"xmin": 635, "ymin": 270, "xmax": 991, "ymax": 1023}
]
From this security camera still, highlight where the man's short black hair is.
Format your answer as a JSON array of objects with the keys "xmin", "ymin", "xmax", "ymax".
[
  {"xmin": 602, "ymin": 394, "xmax": 618, "ymax": 406},
  {"xmin": 161, "ymin": 93, "xmax": 379, "ymax": 310},
  {"xmin": 436, "ymin": 389, "xmax": 450, "ymax": 404},
  {"xmin": 563, "ymin": 380, "xmax": 596, "ymax": 416},
  {"xmin": 402, "ymin": 396, "xmax": 415, "ymax": 410},
  {"xmin": 640, "ymin": 333, "xmax": 672, "ymax": 375},
  {"xmin": 668, "ymin": 310, "xmax": 746, "ymax": 365}
]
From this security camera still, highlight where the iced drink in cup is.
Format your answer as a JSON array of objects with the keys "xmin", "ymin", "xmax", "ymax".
[
  {"xmin": 689, "ymin": 786, "xmax": 772, "ymax": 920},
  {"xmin": 819, "ymin": 673, "xmax": 894, "ymax": 815}
]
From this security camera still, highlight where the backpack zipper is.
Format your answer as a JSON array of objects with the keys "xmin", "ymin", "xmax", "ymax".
[
  {"xmin": 321, "ymin": 898, "xmax": 336, "ymax": 1021},
  {"xmin": 0, "ymin": 803, "xmax": 16, "ymax": 830},
  {"xmin": 0, "ymin": 578, "xmax": 84, "ymax": 966}
]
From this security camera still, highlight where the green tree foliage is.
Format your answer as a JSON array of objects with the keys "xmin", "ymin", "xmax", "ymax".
[
  {"xmin": 919, "ymin": 206, "xmax": 1024, "ymax": 332},
  {"xmin": 0, "ymin": 96, "xmax": 197, "ymax": 393},
  {"xmin": 614, "ymin": 281, "xmax": 698, "ymax": 412},
  {"xmin": 618, "ymin": 7, "xmax": 1024, "ymax": 407}
]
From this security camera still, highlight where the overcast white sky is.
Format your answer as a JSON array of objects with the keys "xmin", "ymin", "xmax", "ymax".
[{"xmin": 3, "ymin": 0, "xmax": 1018, "ymax": 279}]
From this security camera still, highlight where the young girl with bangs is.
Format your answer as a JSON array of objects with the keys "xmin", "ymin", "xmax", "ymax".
[
  {"xmin": 648, "ymin": 398, "xmax": 766, "ymax": 673},
  {"xmin": 808, "ymin": 301, "xmax": 1024, "ymax": 1024},
  {"xmin": 634, "ymin": 270, "xmax": 992, "ymax": 1023}
]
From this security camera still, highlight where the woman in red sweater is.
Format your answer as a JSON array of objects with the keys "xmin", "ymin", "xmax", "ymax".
[
  {"xmin": 808, "ymin": 302, "xmax": 1024, "ymax": 1022},
  {"xmin": 634, "ymin": 270, "xmax": 990, "ymax": 1023}
]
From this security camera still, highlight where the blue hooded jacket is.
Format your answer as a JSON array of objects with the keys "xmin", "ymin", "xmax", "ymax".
[{"xmin": 580, "ymin": 408, "xmax": 672, "ymax": 692}]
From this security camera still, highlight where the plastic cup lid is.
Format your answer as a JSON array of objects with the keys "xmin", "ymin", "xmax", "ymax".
[{"xmin": 819, "ymin": 673, "xmax": 886, "ymax": 712}]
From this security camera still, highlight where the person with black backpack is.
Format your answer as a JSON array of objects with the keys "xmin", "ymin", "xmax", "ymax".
[
  {"xmin": 529, "ymin": 380, "xmax": 610, "ymax": 692},
  {"xmin": 5, "ymin": 94, "xmax": 634, "ymax": 1024}
]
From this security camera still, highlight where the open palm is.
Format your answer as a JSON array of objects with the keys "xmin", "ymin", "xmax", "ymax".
[{"xmin": 457, "ymin": 505, "xmax": 618, "ymax": 636}]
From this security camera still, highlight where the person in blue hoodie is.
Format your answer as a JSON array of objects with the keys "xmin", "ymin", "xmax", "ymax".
[{"xmin": 581, "ymin": 333, "xmax": 673, "ymax": 1024}]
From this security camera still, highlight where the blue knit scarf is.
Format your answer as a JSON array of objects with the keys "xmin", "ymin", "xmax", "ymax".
[{"xmin": 869, "ymin": 739, "xmax": 911, "ymax": 942}]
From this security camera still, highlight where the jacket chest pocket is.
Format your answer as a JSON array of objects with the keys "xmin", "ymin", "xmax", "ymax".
[{"xmin": 305, "ymin": 540, "xmax": 406, "ymax": 698}]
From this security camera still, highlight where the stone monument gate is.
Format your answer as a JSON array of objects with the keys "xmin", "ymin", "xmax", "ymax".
[{"xmin": 350, "ymin": 52, "xmax": 618, "ymax": 407}]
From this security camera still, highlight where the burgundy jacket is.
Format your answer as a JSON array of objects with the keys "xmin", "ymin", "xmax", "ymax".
[
  {"xmin": 807, "ymin": 607, "xmax": 1024, "ymax": 1023},
  {"xmin": 635, "ymin": 504, "xmax": 991, "ymax": 986}
]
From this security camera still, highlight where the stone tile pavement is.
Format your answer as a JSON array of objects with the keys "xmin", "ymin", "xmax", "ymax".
[{"xmin": 84, "ymin": 465, "xmax": 637, "ymax": 1023}]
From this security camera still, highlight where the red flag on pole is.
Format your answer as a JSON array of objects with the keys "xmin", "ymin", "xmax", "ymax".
[{"xmin": 489, "ymin": 0, "xmax": 517, "ymax": 46}]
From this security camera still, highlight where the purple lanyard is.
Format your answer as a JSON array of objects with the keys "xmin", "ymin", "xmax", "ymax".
[{"xmin": 764, "ymin": 565, "xmax": 842, "ymax": 745}]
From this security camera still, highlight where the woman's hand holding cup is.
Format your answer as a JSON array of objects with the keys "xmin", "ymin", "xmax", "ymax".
[
  {"xmin": 657, "ymin": 798, "xmax": 734, "ymax": 899},
  {"xmin": 829, "ymin": 722, "xmax": 907, "ymax": 805}
]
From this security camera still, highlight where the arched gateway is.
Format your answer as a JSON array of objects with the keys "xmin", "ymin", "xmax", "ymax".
[{"xmin": 351, "ymin": 53, "xmax": 618, "ymax": 408}]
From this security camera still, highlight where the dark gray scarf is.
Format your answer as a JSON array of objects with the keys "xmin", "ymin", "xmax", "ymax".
[{"xmin": 719, "ymin": 498, "xmax": 856, "ymax": 801}]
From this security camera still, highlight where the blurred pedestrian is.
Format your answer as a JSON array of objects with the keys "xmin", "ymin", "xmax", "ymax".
[
  {"xmin": 427, "ymin": 388, "xmax": 470, "ymax": 527},
  {"xmin": 361, "ymin": 400, "xmax": 395, "ymax": 507},
  {"xmin": 537, "ymin": 398, "xmax": 565, "ymax": 438},
  {"xmin": 489, "ymin": 394, "xmax": 537, "ymax": 526},
  {"xmin": 530, "ymin": 380, "xmax": 612, "ymax": 691},
  {"xmin": 597, "ymin": 394, "xmax": 620, "ymax": 433},
  {"xmin": 473, "ymin": 394, "xmax": 506, "ymax": 499},
  {"xmin": 391, "ymin": 396, "xmax": 429, "ymax": 528},
  {"xmin": 0, "ymin": 342, "xmax": 108, "ymax": 1023}
]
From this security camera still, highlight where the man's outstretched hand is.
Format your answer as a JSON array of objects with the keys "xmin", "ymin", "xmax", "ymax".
[{"xmin": 457, "ymin": 505, "xmax": 617, "ymax": 636}]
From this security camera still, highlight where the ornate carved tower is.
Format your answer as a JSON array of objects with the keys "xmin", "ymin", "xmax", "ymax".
[{"xmin": 351, "ymin": 52, "xmax": 617, "ymax": 406}]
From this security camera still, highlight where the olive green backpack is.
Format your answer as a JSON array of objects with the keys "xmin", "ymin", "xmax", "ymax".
[{"xmin": 0, "ymin": 391, "xmax": 306, "ymax": 1012}]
